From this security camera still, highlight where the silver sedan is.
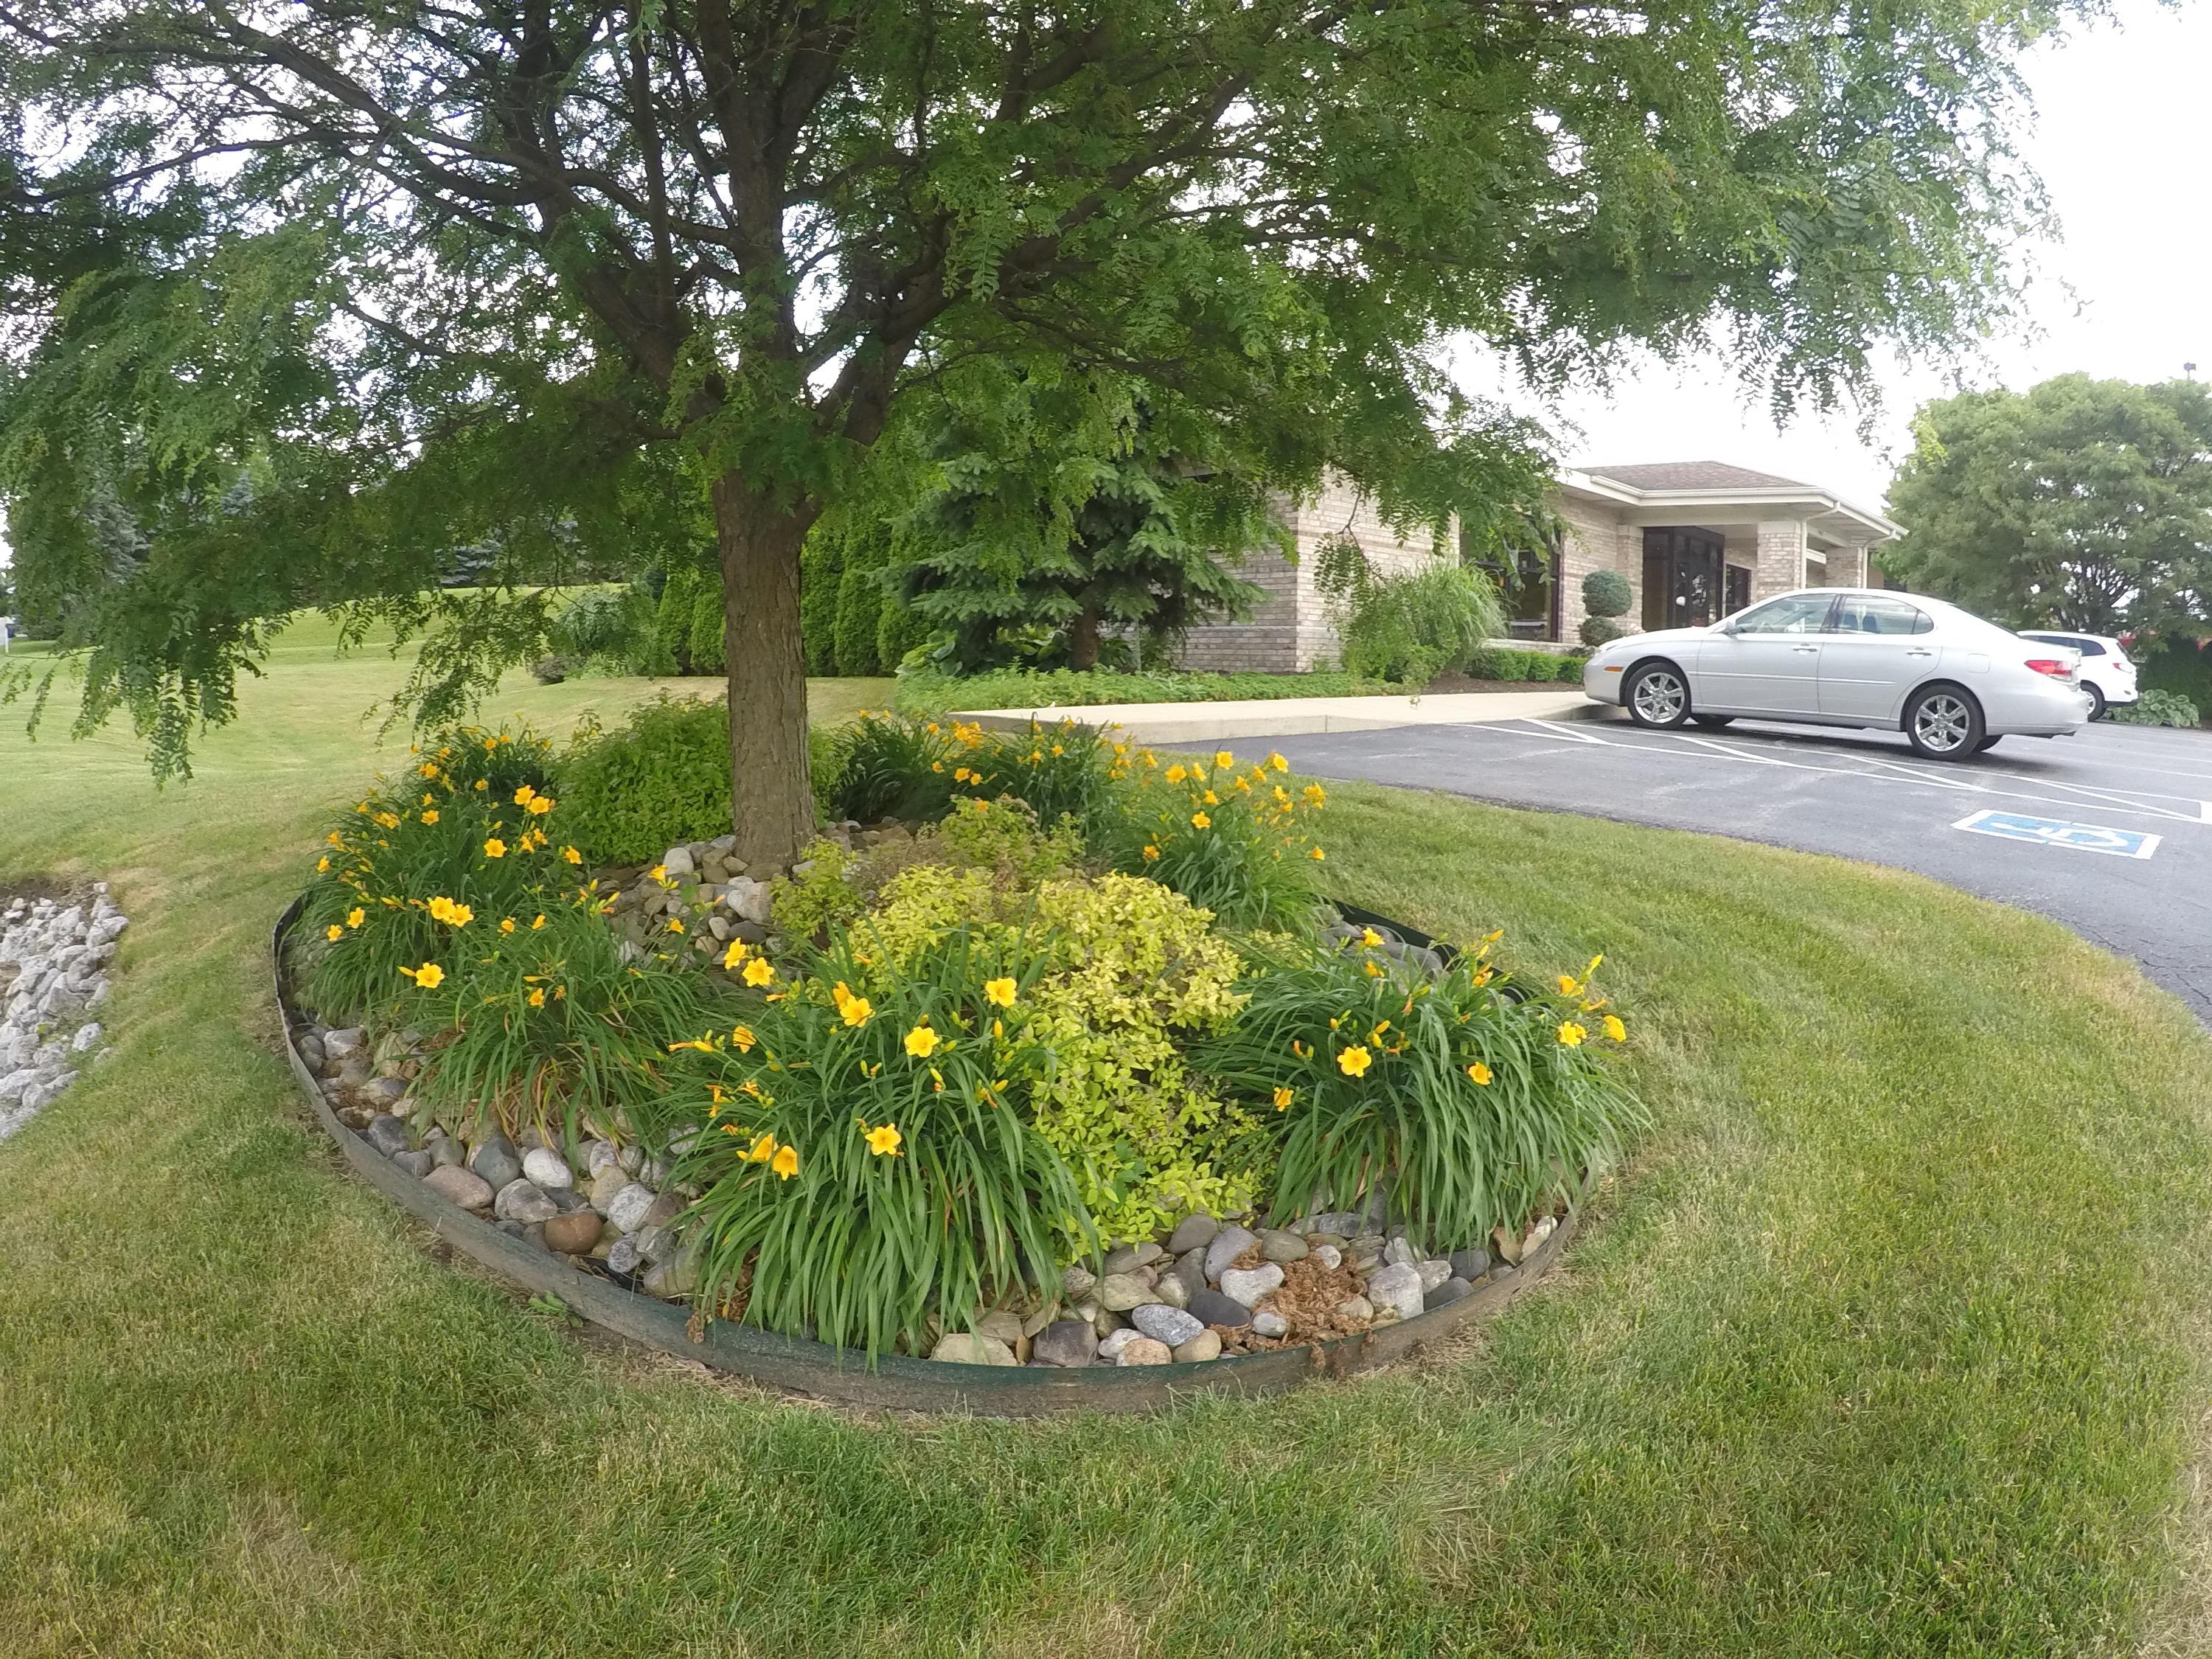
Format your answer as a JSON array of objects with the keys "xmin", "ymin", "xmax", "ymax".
[{"xmin": 1581, "ymin": 588, "xmax": 2093, "ymax": 759}]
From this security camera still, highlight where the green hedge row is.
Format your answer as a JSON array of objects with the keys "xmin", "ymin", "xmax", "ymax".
[{"xmin": 893, "ymin": 667, "xmax": 1402, "ymax": 714}]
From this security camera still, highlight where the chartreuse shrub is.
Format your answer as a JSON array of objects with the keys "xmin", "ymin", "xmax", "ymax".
[
  {"xmin": 1197, "ymin": 932, "xmax": 1647, "ymax": 1251},
  {"xmin": 653, "ymin": 925, "xmax": 1092, "ymax": 1359},
  {"xmin": 770, "ymin": 796, "xmax": 1079, "ymax": 945},
  {"xmin": 1110, "ymin": 745, "xmax": 1326, "ymax": 928},
  {"xmin": 554, "ymin": 693, "xmax": 733, "ymax": 863}
]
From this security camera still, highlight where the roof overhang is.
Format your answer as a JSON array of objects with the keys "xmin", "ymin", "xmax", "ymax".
[{"xmin": 1557, "ymin": 468, "xmax": 1900, "ymax": 544}]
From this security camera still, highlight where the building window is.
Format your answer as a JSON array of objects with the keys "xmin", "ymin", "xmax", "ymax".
[
  {"xmin": 1472, "ymin": 532, "xmax": 1559, "ymax": 641},
  {"xmin": 1641, "ymin": 528, "xmax": 1725, "ymax": 630},
  {"xmin": 1725, "ymin": 564, "xmax": 1751, "ymax": 616}
]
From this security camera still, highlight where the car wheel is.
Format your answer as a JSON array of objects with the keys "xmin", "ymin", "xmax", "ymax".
[
  {"xmin": 2086, "ymin": 684, "xmax": 2107, "ymax": 720},
  {"xmin": 1624, "ymin": 663, "xmax": 1691, "ymax": 728},
  {"xmin": 1905, "ymin": 684, "xmax": 1984, "ymax": 759},
  {"xmin": 1690, "ymin": 714, "xmax": 1736, "ymax": 729},
  {"xmin": 1974, "ymin": 735, "xmax": 2002, "ymax": 754}
]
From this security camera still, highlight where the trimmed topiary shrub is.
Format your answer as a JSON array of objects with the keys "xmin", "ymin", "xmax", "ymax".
[
  {"xmin": 1582, "ymin": 567, "xmax": 1632, "ymax": 621},
  {"xmin": 1579, "ymin": 615, "xmax": 1629, "ymax": 648}
]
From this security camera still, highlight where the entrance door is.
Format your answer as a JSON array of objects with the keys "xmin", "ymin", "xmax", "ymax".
[{"xmin": 1641, "ymin": 529, "xmax": 1725, "ymax": 630}]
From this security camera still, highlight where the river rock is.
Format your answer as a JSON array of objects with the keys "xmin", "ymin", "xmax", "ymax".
[
  {"xmin": 521, "ymin": 1146, "xmax": 575, "ymax": 1189},
  {"xmin": 469, "ymin": 1134, "xmax": 522, "ymax": 1193},
  {"xmin": 1097, "ymin": 1328, "xmax": 1147, "ymax": 1361},
  {"xmin": 423, "ymin": 1165, "xmax": 493, "ymax": 1211},
  {"xmin": 1060, "ymin": 1264, "xmax": 1097, "ymax": 1299},
  {"xmin": 1130, "ymin": 1304, "xmax": 1204, "ymax": 1347},
  {"xmin": 605, "ymin": 1182, "xmax": 657, "ymax": 1235},
  {"xmin": 1150, "ymin": 1271, "xmax": 1189, "ymax": 1310},
  {"xmin": 1426, "ymin": 1276, "xmax": 1475, "ymax": 1310},
  {"xmin": 1449, "ymin": 1246, "xmax": 1491, "ymax": 1281},
  {"xmin": 1251, "ymin": 1310, "xmax": 1290, "ymax": 1338},
  {"xmin": 1203, "ymin": 1225, "xmax": 1259, "ymax": 1282},
  {"xmin": 1116, "ymin": 1337, "xmax": 1173, "ymax": 1367},
  {"xmin": 493, "ymin": 1179, "xmax": 559, "ymax": 1225},
  {"xmin": 1102, "ymin": 1241, "xmax": 1164, "ymax": 1274},
  {"xmin": 1166, "ymin": 1213, "xmax": 1220, "ymax": 1255},
  {"xmin": 1218, "ymin": 1263, "xmax": 1284, "ymax": 1307},
  {"xmin": 1096, "ymin": 1272, "xmax": 1158, "ymax": 1312},
  {"xmin": 931, "ymin": 1333, "xmax": 1018, "ymax": 1366},
  {"xmin": 1032, "ymin": 1321, "xmax": 1099, "ymax": 1368},
  {"xmin": 1334, "ymin": 1294, "xmax": 1374, "ymax": 1324},
  {"xmin": 362, "ymin": 1113, "xmax": 411, "ymax": 1158},
  {"xmin": 1366, "ymin": 1261, "xmax": 1425, "ymax": 1321},
  {"xmin": 1185, "ymin": 1287, "xmax": 1253, "ymax": 1329},
  {"xmin": 391, "ymin": 1149, "xmax": 434, "ymax": 1179},
  {"xmin": 1256, "ymin": 1228, "xmax": 1309, "ymax": 1264},
  {"xmin": 1310, "ymin": 1242, "xmax": 1343, "ymax": 1270},
  {"xmin": 1172, "ymin": 1331, "xmax": 1222, "ymax": 1363},
  {"xmin": 543, "ymin": 1211, "xmax": 602, "ymax": 1254},
  {"xmin": 1416, "ymin": 1257, "xmax": 1453, "ymax": 1293}
]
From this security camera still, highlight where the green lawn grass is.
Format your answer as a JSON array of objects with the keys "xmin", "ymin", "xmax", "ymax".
[{"xmin": 4, "ymin": 652, "xmax": 2211, "ymax": 1656}]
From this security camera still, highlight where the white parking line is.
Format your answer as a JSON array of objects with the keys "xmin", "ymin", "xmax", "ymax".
[{"xmin": 1486, "ymin": 719, "xmax": 2209, "ymax": 830}]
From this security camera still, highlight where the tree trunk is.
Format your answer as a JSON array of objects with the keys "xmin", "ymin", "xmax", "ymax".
[
  {"xmin": 712, "ymin": 472, "xmax": 818, "ymax": 870},
  {"xmin": 1067, "ymin": 605, "xmax": 1102, "ymax": 670}
]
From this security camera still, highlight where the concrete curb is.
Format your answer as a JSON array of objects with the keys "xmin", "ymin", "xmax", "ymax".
[{"xmin": 957, "ymin": 689, "xmax": 1604, "ymax": 744}]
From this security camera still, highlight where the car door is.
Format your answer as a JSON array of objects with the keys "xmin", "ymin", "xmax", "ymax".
[
  {"xmin": 1818, "ymin": 595, "xmax": 1935, "ymax": 720},
  {"xmin": 1694, "ymin": 592, "xmax": 1839, "ymax": 714}
]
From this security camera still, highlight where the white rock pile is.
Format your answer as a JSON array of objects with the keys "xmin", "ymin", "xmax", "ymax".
[{"xmin": 0, "ymin": 884, "xmax": 125, "ymax": 1138}]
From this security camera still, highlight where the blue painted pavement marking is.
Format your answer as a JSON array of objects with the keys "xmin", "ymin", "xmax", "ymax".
[{"xmin": 1952, "ymin": 809, "xmax": 2162, "ymax": 859}]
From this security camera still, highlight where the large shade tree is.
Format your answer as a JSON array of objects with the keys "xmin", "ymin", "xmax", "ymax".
[
  {"xmin": 2, "ymin": 0, "xmax": 2081, "ymax": 864},
  {"xmin": 1885, "ymin": 374, "xmax": 2212, "ymax": 636}
]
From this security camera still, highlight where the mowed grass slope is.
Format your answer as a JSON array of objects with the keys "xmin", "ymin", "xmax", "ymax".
[{"xmin": 2, "ymin": 651, "xmax": 2211, "ymax": 1657}]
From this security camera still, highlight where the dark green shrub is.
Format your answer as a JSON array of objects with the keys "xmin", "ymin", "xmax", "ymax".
[
  {"xmin": 1508, "ymin": 650, "xmax": 1559, "ymax": 682},
  {"xmin": 1579, "ymin": 615, "xmax": 1628, "ymax": 648},
  {"xmin": 2140, "ymin": 637, "xmax": 2212, "ymax": 709},
  {"xmin": 556, "ymin": 695, "xmax": 734, "ymax": 863},
  {"xmin": 799, "ymin": 529, "xmax": 843, "ymax": 674},
  {"xmin": 644, "ymin": 565, "xmax": 725, "ymax": 675},
  {"xmin": 894, "ymin": 666, "xmax": 1394, "ymax": 714},
  {"xmin": 1582, "ymin": 567, "xmax": 1632, "ymax": 620},
  {"xmin": 1462, "ymin": 646, "xmax": 1514, "ymax": 681}
]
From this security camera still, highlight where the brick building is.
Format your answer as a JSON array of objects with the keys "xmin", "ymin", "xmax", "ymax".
[{"xmin": 1175, "ymin": 460, "xmax": 1899, "ymax": 670}]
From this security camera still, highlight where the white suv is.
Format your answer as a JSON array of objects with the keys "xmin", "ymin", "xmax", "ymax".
[{"xmin": 2016, "ymin": 630, "xmax": 2138, "ymax": 719}]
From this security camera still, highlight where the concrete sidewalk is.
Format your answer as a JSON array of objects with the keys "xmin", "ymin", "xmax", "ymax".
[{"xmin": 957, "ymin": 688, "xmax": 1596, "ymax": 743}]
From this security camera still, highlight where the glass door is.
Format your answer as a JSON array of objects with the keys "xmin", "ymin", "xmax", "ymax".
[{"xmin": 1641, "ymin": 529, "xmax": 1725, "ymax": 629}]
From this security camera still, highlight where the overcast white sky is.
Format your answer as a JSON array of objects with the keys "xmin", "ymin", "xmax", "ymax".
[{"xmin": 1464, "ymin": 0, "xmax": 2212, "ymax": 516}]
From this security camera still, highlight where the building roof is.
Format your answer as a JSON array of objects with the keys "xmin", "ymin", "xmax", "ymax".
[
  {"xmin": 1582, "ymin": 460, "xmax": 1812, "ymax": 492},
  {"xmin": 1560, "ymin": 459, "xmax": 1900, "ymax": 543}
]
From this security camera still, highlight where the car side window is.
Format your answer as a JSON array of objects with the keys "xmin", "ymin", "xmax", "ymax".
[
  {"xmin": 2077, "ymin": 639, "xmax": 2106, "ymax": 657},
  {"xmin": 1733, "ymin": 594, "xmax": 1837, "ymax": 635},
  {"xmin": 1832, "ymin": 597, "xmax": 1928, "ymax": 636}
]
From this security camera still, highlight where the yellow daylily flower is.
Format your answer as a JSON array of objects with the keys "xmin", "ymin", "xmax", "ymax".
[
  {"xmin": 1337, "ymin": 1045, "xmax": 1372, "ymax": 1078},
  {"xmin": 742, "ymin": 957, "xmax": 775, "ymax": 987},
  {"xmin": 745, "ymin": 1133, "xmax": 776, "ymax": 1164},
  {"xmin": 984, "ymin": 977, "xmax": 1017, "ymax": 1009},
  {"xmin": 864, "ymin": 1122, "xmax": 903, "ymax": 1157},
  {"xmin": 723, "ymin": 939, "xmax": 750, "ymax": 970},
  {"xmin": 326, "ymin": 924, "xmax": 344, "ymax": 942},
  {"xmin": 1603, "ymin": 1015, "xmax": 1627, "ymax": 1043},
  {"xmin": 1557, "ymin": 1021, "xmax": 1587, "ymax": 1048},
  {"xmin": 1141, "ymin": 844, "xmax": 1160, "ymax": 860},
  {"xmin": 1268, "ymin": 752, "xmax": 1289, "ymax": 772},
  {"xmin": 771, "ymin": 1144, "xmax": 799, "ymax": 1180},
  {"xmin": 904, "ymin": 1023, "xmax": 940, "ymax": 1059},
  {"xmin": 1361, "ymin": 928, "xmax": 1382, "ymax": 947},
  {"xmin": 346, "ymin": 908, "xmax": 364, "ymax": 928},
  {"xmin": 1191, "ymin": 812, "xmax": 1211, "ymax": 829},
  {"xmin": 1272, "ymin": 1085, "xmax": 1294, "ymax": 1111},
  {"xmin": 528, "ymin": 987, "xmax": 546, "ymax": 1008},
  {"xmin": 731, "ymin": 1025, "xmax": 756, "ymax": 1052},
  {"xmin": 404, "ymin": 962, "xmax": 445, "ymax": 990},
  {"xmin": 484, "ymin": 838, "xmax": 507, "ymax": 859},
  {"xmin": 316, "ymin": 855, "xmax": 331, "ymax": 873},
  {"xmin": 1467, "ymin": 1061, "xmax": 1493, "ymax": 1085},
  {"xmin": 420, "ymin": 809, "xmax": 439, "ymax": 824},
  {"xmin": 1215, "ymin": 751, "xmax": 1235, "ymax": 769}
]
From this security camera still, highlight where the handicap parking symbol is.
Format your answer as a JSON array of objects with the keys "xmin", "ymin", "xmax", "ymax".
[{"xmin": 1952, "ymin": 809, "xmax": 2161, "ymax": 859}]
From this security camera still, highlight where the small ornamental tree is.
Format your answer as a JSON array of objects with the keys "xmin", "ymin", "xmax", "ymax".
[
  {"xmin": 1579, "ymin": 568, "xmax": 1635, "ymax": 647},
  {"xmin": 0, "ymin": 0, "xmax": 2087, "ymax": 865}
]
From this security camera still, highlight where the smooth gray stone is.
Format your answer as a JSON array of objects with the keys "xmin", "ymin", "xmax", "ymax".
[
  {"xmin": 1251, "ymin": 1310, "xmax": 1290, "ymax": 1338},
  {"xmin": 390, "ymin": 1149, "xmax": 434, "ymax": 1179},
  {"xmin": 1426, "ymin": 1276, "xmax": 1475, "ymax": 1310},
  {"xmin": 493, "ymin": 1179, "xmax": 559, "ymax": 1225},
  {"xmin": 1031, "ymin": 1321, "xmax": 1099, "ymax": 1368},
  {"xmin": 1256, "ymin": 1228, "xmax": 1309, "ymax": 1264},
  {"xmin": 1449, "ymin": 1246, "xmax": 1491, "ymax": 1281},
  {"xmin": 1366, "ymin": 1262, "xmax": 1425, "ymax": 1321},
  {"xmin": 1203, "ymin": 1225, "xmax": 1259, "ymax": 1283},
  {"xmin": 1184, "ymin": 1287, "xmax": 1253, "ymax": 1329},
  {"xmin": 1166, "ymin": 1213, "xmax": 1220, "ymax": 1255},
  {"xmin": 1218, "ymin": 1263, "xmax": 1284, "ymax": 1308},
  {"xmin": 362, "ymin": 1113, "xmax": 411, "ymax": 1158},
  {"xmin": 470, "ymin": 1134, "xmax": 522, "ymax": 1193}
]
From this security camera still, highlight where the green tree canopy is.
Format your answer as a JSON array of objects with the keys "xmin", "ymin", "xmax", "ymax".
[
  {"xmin": 1, "ymin": 0, "xmax": 2085, "ymax": 863},
  {"xmin": 1886, "ymin": 375, "xmax": 2212, "ymax": 636}
]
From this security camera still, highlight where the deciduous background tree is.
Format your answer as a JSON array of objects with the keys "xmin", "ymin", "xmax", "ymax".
[
  {"xmin": 1885, "ymin": 374, "xmax": 2212, "ymax": 636},
  {"xmin": 1, "ymin": 0, "xmax": 2084, "ymax": 863}
]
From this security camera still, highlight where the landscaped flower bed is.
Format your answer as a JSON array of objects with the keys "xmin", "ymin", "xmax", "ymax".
[{"xmin": 282, "ymin": 714, "xmax": 1644, "ymax": 1382}]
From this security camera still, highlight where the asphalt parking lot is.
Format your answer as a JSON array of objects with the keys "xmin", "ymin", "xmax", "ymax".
[{"xmin": 1224, "ymin": 712, "xmax": 2212, "ymax": 1021}]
